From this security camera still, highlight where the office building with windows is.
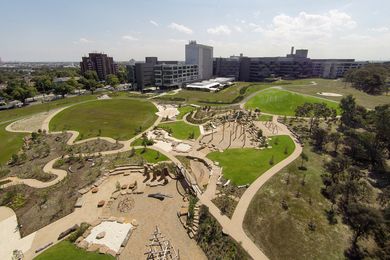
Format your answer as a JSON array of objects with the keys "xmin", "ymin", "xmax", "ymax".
[
  {"xmin": 80, "ymin": 53, "xmax": 118, "ymax": 81},
  {"xmin": 185, "ymin": 41, "xmax": 213, "ymax": 80}
]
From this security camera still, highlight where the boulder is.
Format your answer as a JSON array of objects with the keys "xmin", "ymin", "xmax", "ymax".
[
  {"xmin": 91, "ymin": 187, "xmax": 99, "ymax": 193},
  {"xmin": 131, "ymin": 219, "xmax": 138, "ymax": 226},
  {"xmin": 97, "ymin": 200, "xmax": 105, "ymax": 207},
  {"xmin": 121, "ymin": 184, "xmax": 128, "ymax": 190},
  {"xmin": 96, "ymin": 231, "xmax": 106, "ymax": 239},
  {"xmin": 78, "ymin": 240, "xmax": 89, "ymax": 249}
]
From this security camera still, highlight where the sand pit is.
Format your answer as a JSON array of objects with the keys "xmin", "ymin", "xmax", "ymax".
[
  {"xmin": 84, "ymin": 221, "xmax": 133, "ymax": 253},
  {"xmin": 316, "ymin": 92, "xmax": 343, "ymax": 97},
  {"xmin": 0, "ymin": 207, "xmax": 36, "ymax": 260},
  {"xmin": 175, "ymin": 143, "xmax": 192, "ymax": 153},
  {"xmin": 7, "ymin": 108, "xmax": 62, "ymax": 133},
  {"xmin": 156, "ymin": 104, "xmax": 179, "ymax": 119}
]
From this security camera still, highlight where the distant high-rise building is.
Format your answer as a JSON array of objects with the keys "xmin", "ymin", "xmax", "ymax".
[
  {"xmin": 80, "ymin": 53, "xmax": 118, "ymax": 81},
  {"xmin": 0, "ymin": 57, "xmax": 3, "ymax": 64},
  {"xmin": 185, "ymin": 41, "xmax": 213, "ymax": 80}
]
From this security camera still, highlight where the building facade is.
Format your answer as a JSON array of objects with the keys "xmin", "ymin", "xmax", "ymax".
[
  {"xmin": 154, "ymin": 64, "xmax": 198, "ymax": 88},
  {"xmin": 80, "ymin": 53, "xmax": 118, "ymax": 81},
  {"xmin": 128, "ymin": 57, "xmax": 199, "ymax": 90},
  {"xmin": 185, "ymin": 41, "xmax": 213, "ymax": 80},
  {"xmin": 214, "ymin": 48, "xmax": 368, "ymax": 81}
]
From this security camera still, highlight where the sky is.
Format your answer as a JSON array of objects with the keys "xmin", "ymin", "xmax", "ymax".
[{"xmin": 1, "ymin": 0, "xmax": 389, "ymax": 62}]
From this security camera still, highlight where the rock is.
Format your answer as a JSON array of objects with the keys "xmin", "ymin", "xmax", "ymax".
[
  {"xmin": 75, "ymin": 236, "xmax": 83, "ymax": 244},
  {"xmin": 96, "ymin": 231, "xmax": 106, "ymax": 239},
  {"xmin": 131, "ymin": 219, "xmax": 138, "ymax": 226},
  {"xmin": 117, "ymin": 217, "xmax": 125, "ymax": 224},
  {"xmin": 107, "ymin": 249, "xmax": 117, "ymax": 256},
  {"xmin": 78, "ymin": 240, "xmax": 89, "ymax": 249},
  {"xmin": 121, "ymin": 184, "xmax": 127, "ymax": 190},
  {"xmin": 99, "ymin": 246, "xmax": 109, "ymax": 254},
  {"xmin": 82, "ymin": 229, "xmax": 91, "ymax": 238},
  {"xmin": 87, "ymin": 243, "xmax": 100, "ymax": 252},
  {"xmin": 91, "ymin": 187, "xmax": 99, "ymax": 193},
  {"xmin": 97, "ymin": 200, "xmax": 105, "ymax": 207}
]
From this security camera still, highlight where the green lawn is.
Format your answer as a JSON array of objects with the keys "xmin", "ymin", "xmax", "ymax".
[
  {"xmin": 177, "ymin": 105, "xmax": 196, "ymax": 119},
  {"xmin": 156, "ymin": 82, "xmax": 271, "ymax": 105},
  {"xmin": 0, "ymin": 123, "xmax": 27, "ymax": 165},
  {"xmin": 136, "ymin": 148, "xmax": 169, "ymax": 163},
  {"xmin": 282, "ymin": 78, "xmax": 390, "ymax": 109},
  {"xmin": 34, "ymin": 241, "xmax": 114, "ymax": 260},
  {"xmin": 207, "ymin": 135, "xmax": 295, "ymax": 185},
  {"xmin": 245, "ymin": 88, "xmax": 340, "ymax": 116},
  {"xmin": 243, "ymin": 144, "xmax": 351, "ymax": 260},
  {"xmin": 158, "ymin": 121, "xmax": 200, "ymax": 140},
  {"xmin": 50, "ymin": 99, "xmax": 158, "ymax": 141},
  {"xmin": 0, "ymin": 95, "xmax": 99, "ymax": 124},
  {"xmin": 258, "ymin": 114, "xmax": 273, "ymax": 121}
]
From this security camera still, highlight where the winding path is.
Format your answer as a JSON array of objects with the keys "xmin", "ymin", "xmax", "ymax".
[{"xmin": 1, "ymin": 94, "xmax": 303, "ymax": 260}]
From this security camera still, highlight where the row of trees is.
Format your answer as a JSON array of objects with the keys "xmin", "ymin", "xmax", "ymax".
[
  {"xmin": 0, "ymin": 69, "xmax": 121, "ymax": 103},
  {"xmin": 344, "ymin": 64, "xmax": 390, "ymax": 95}
]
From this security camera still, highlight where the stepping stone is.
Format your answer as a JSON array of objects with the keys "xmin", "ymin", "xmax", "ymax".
[
  {"xmin": 78, "ymin": 240, "xmax": 89, "ymax": 249},
  {"xmin": 87, "ymin": 244, "xmax": 100, "ymax": 252},
  {"xmin": 99, "ymin": 246, "xmax": 109, "ymax": 254},
  {"xmin": 131, "ymin": 219, "xmax": 138, "ymax": 226}
]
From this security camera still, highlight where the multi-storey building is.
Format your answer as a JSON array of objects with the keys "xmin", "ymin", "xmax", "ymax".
[
  {"xmin": 185, "ymin": 41, "xmax": 213, "ymax": 80},
  {"xmin": 80, "ymin": 53, "xmax": 118, "ymax": 81},
  {"xmin": 154, "ymin": 64, "xmax": 198, "ymax": 88},
  {"xmin": 127, "ymin": 57, "xmax": 199, "ymax": 90},
  {"xmin": 311, "ymin": 59, "xmax": 368, "ymax": 78},
  {"xmin": 213, "ymin": 56, "xmax": 241, "ymax": 80},
  {"xmin": 214, "ymin": 47, "xmax": 368, "ymax": 81}
]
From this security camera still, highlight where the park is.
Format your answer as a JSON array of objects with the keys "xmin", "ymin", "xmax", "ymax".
[{"xmin": 0, "ymin": 78, "xmax": 388, "ymax": 260}]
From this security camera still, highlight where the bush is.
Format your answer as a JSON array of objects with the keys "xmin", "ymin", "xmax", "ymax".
[{"xmin": 67, "ymin": 223, "xmax": 90, "ymax": 242}]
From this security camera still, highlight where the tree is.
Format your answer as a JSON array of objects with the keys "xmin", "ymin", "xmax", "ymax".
[
  {"xmin": 84, "ymin": 70, "xmax": 99, "ymax": 81},
  {"xmin": 311, "ymin": 126, "xmax": 328, "ymax": 151},
  {"xmin": 67, "ymin": 77, "xmax": 82, "ymax": 94},
  {"xmin": 339, "ymin": 95, "xmax": 365, "ymax": 128},
  {"xmin": 344, "ymin": 203, "xmax": 384, "ymax": 248},
  {"xmin": 53, "ymin": 82, "xmax": 74, "ymax": 98},
  {"xmin": 300, "ymin": 152, "xmax": 308, "ymax": 169},
  {"xmin": 295, "ymin": 102, "xmax": 333, "ymax": 133},
  {"xmin": 33, "ymin": 76, "xmax": 53, "ymax": 94},
  {"xmin": 328, "ymin": 132, "xmax": 342, "ymax": 153},
  {"xmin": 106, "ymin": 74, "xmax": 119, "ymax": 88},
  {"xmin": 345, "ymin": 65, "xmax": 388, "ymax": 94},
  {"xmin": 6, "ymin": 80, "xmax": 37, "ymax": 104}
]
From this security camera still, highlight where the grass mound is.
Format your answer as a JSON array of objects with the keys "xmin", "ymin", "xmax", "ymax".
[
  {"xmin": 207, "ymin": 135, "xmax": 295, "ymax": 185},
  {"xmin": 158, "ymin": 121, "xmax": 200, "ymax": 140},
  {"xmin": 245, "ymin": 88, "xmax": 340, "ymax": 116},
  {"xmin": 34, "ymin": 240, "xmax": 114, "ymax": 260},
  {"xmin": 243, "ymin": 145, "xmax": 351, "ymax": 260},
  {"xmin": 50, "ymin": 99, "xmax": 157, "ymax": 141}
]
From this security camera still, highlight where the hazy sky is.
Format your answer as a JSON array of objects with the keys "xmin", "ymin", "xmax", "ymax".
[{"xmin": 1, "ymin": 0, "xmax": 389, "ymax": 61}]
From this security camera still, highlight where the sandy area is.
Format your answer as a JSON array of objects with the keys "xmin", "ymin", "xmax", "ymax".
[
  {"xmin": 84, "ymin": 221, "xmax": 133, "ymax": 253},
  {"xmin": 316, "ymin": 92, "xmax": 343, "ymax": 97},
  {"xmin": 118, "ymin": 181, "xmax": 206, "ymax": 260},
  {"xmin": 176, "ymin": 143, "xmax": 192, "ymax": 153},
  {"xmin": 156, "ymin": 104, "xmax": 179, "ymax": 119},
  {"xmin": 0, "ymin": 207, "xmax": 36, "ymax": 260},
  {"xmin": 190, "ymin": 160, "xmax": 210, "ymax": 189},
  {"xmin": 7, "ymin": 109, "xmax": 62, "ymax": 133}
]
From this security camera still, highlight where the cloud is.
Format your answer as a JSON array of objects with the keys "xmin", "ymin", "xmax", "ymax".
[
  {"xmin": 73, "ymin": 38, "xmax": 93, "ymax": 44},
  {"xmin": 122, "ymin": 35, "xmax": 138, "ymax": 41},
  {"xmin": 168, "ymin": 39, "xmax": 187, "ymax": 43},
  {"xmin": 150, "ymin": 20, "xmax": 159, "ymax": 27},
  {"xmin": 168, "ymin": 22, "xmax": 193, "ymax": 34},
  {"xmin": 370, "ymin": 26, "xmax": 389, "ymax": 33},
  {"xmin": 255, "ymin": 9, "xmax": 357, "ymax": 43},
  {"xmin": 234, "ymin": 26, "xmax": 243, "ymax": 32},
  {"xmin": 207, "ymin": 25, "xmax": 232, "ymax": 35}
]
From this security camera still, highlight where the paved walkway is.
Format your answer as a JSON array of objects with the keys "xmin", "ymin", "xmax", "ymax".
[{"xmin": 1, "ymin": 97, "xmax": 303, "ymax": 260}]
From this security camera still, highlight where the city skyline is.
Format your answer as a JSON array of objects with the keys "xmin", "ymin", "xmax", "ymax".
[{"xmin": 1, "ymin": 0, "xmax": 390, "ymax": 61}]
